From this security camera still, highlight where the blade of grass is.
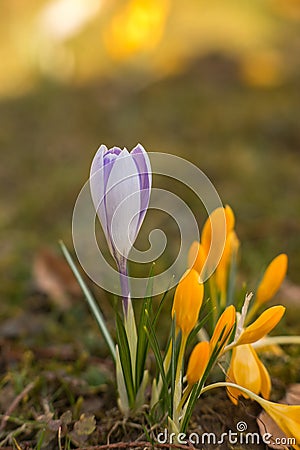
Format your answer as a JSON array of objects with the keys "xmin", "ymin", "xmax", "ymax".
[
  {"xmin": 59, "ymin": 241, "xmax": 116, "ymax": 361},
  {"xmin": 170, "ymin": 316, "xmax": 177, "ymax": 418}
]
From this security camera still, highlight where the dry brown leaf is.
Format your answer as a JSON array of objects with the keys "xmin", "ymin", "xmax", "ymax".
[
  {"xmin": 257, "ymin": 411, "xmax": 288, "ymax": 449},
  {"xmin": 282, "ymin": 384, "xmax": 300, "ymax": 406},
  {"xmin": 33, "ymin": 247, "xmax": 81, "ymax": 309}
]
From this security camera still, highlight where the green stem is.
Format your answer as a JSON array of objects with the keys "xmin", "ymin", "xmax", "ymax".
[
  {"xmin": 172, "ymin": 333, "xmax": 188, "ymax": 422},
  {"xmin": 175, "ymin": 334, "xmax": 187, "ymax": 386}
]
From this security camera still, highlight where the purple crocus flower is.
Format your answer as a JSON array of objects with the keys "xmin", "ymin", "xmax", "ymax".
[{"xmin": 90, "ymin": 144, "xmax": 152, "ymax": 313}]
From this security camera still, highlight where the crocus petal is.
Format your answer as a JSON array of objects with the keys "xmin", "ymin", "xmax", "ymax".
[
  {"xmin": 186, "ymin": 341, "xmax": 210, "ymax": 386},
  {"xmin": 131, "ymin": 143, "xmax": 152, "ymax": 224},
  {"xmin": 201, "ymin": 205, "xmax": 235, "ymax": 254},
  {"xmin": 224, "ymin": 204, "xmax": 235, "ymax": 232},
  {"xmin": 226, "ymin": 364, "xmax": 240, "ymax": 405},
  {"xmin": 90, "ymin": 145, "xmax": 124, "ymax": 251},
  {"xmin": 90, "ymin": 144, "xmax": 109, "ymax": 239},
  {"xmin": 210, "ymin": 305, "xmax": 236, "ymax": 354},
  {"xmin": 188, "ymin": 241, "xmax": 206, "ymax": 279},
  {"xmin": 255, "ymin": 254, "xmax": 288, "ymax": 305},
  {"xmin": 253, "ymin": 348, "xmax": 271, "ymax": 399},
  {"xmin": 232, "ymin": 345, "xmax": 261, "ymax": 397},
  {"xmin": 172, "ymin": 269, "xmax": 204, "ymax": 337},
  {"xmin": 237, "ymin": 305, "xmax": 285, "ymax": 345},
  {"xmin": 105, "ymin": 149, "xmax": 141, "ymax": 260},
  {"xmin": 215, "ymin": 230, "xmax": 239, "ymax": 294},
  {"xmin": 201, "ymin": 207, "xmax": 224, "ymax": 256}
]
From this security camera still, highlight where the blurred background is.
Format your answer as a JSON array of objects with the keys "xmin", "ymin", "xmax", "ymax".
[{"xmin": 1, "ymin": 0, "xmax": 300, "ymax": 312}]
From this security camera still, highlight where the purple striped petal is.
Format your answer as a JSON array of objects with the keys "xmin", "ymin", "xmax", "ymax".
[{"xmin": 131, "ymin": 144, "xmax": 152, "ymax": 231}]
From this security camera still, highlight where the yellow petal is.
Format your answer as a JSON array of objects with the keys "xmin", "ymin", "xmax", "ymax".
[
  {"xmin": 226, "ymin": 363, "xmax": 240, "ymax": 405},
  {"xmin": 238, "ymin": 305, "xmax": 285, "ymax": 345},
  {"xmin": 188, "ymin": 241, "xmax": 206, "ymax": 278},
  {"xmin": 172, "ymin": 269, "xmax": 204, "ymax": 337},
  {"xmin": 256, "ymin": 254, "xmax": 288, "ymax": 305},
  {"xmin": 210, "ymin": 305, "xmax": 236, "ymax": 353},
  {"xmin": 215, "ymin": 230, "xmax": 239, "ymax": 294},
  {"xmin": 232, "ymin": 345, "xmax": 262, "ymax": 397},
  {"xmin": 201, "ymin": 207, "xmax": 227, "ymax": 256},
  {"xmin": 224, "ymin": 204, "xmax": 235, "ymax": 232},
  {"xmin": 186, "ymin": 341, "xmax": 210, "ymax": 386},
  {"xmin": 252, "ymin": 350, "xmax": 271, "ymax": 399}
]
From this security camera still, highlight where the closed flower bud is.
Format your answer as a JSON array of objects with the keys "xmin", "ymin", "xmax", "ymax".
[
  {"xmin": 172, "ymin": 269, "xmax": 204, "ymax": 337},
  {"xmin": 188, "ymin": 241, "xmax": 206, "ymax": 280},
  {"xmin": 210, "ymin": 305, "xmax": 236, "ymax": 354},
  {"xmin": 90, "ymin": 144, "xmax": 151, "ymax": 266},
  {"xmin": 255, "ymin": 254, "xmax": 288, "ymax": 306},
  {"xmin": 186, "ymin": 341, "xmax": 210, "ymax": 386}
]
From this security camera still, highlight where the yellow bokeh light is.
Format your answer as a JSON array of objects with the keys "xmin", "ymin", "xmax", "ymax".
[{"xmin": 104, "ymin": 0, "xmax": 170, "ymax": 60}]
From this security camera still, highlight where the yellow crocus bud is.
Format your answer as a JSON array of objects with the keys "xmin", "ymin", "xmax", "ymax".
[
  {"xmin": 210, "ymin": 305, "xmax": 236, "ymax": 353},
  {"xmin": 237, "ymin": 305, "xmax": 285, "ymax": 345},
  {"xmin": 186, "ymin": 341, "xmax": 210, "ymax": 386},
  {"xmin": 172, "ymin": 269, "xmax": 204, "ymax": 337},
  {"xmin": 188, "ymin": 242, "xmax": 206, "ymax": 279},
  {"xmin": 226, "ymin": 344, "xmax": 271, "ymax": 405},
  {"xmin": 201, "ymin": 205, "xmax": 234, "ymax": 256},
  {"xmin": 255, "ymin": 254, "xmax": 288, "ymax": 306}
]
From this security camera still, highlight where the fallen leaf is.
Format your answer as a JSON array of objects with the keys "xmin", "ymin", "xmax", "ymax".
[
  {"xmin": 33, "ymin": 247, "xmax": 82, "ymax": 309},
  {"xmin": 282, "ymin": 384, "xmax": 300, "ymax": 405}
]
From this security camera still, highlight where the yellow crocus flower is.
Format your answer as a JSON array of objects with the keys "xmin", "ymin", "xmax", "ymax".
[
  {"xmin": 255, "ymin": 398, "xmax": 300, "ymax": 450},
  {"xmin": 237, "ymin": 305, "xmax": 285, "ymax": 345},
  {"xmin": 172, "ymin": 269, "xmax": 204, "ymax": 337},
  {"xmin": 255, "ymin": 254, "xmax": 288, "ymax": 306},
  {"xmin": 186, "ymin": 341, "xmax": 210, "ymax": 386},
  {"xmin": 226, "ymin": 344, "xmax": 271, "ymax": 405},
  {"xmin": 210, "ymin": 305, "xmax": 236, "ymax": 353}
]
